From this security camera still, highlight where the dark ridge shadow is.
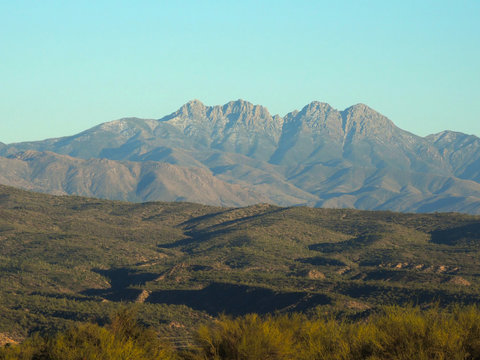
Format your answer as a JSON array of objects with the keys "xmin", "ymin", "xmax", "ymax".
[
  {"xmin": 336, "ymin": 282, "xmax": 480, "ymax": 306},
  {"xmin": 309, "ymin": 234, "xmax": 381, "ymax": 253},
  {"xmin": 430, "ymin": 223, "xmax": 480, "ymax": 246},
  {"xmin": 82, "ymin": 288, "xmax": 143, "ymax": 302},
  {"xmin": 146, "ymin": 282, "xmax": 331, "ymax": 316},
  {"xmin": 177, "ymin": 210, "xmax": 230, "ymax": 228},
  {"xmin": 359, "ymin": 269, "xmax": 446, "ymax": 283},
  {"xmin": 189, "ymin": 265, "xmax": 213, "ymax": 271},
  {"xmin": 30, "ymin": 292, "xmax": 94, "ymax": 302},
  {"xmin": 136, "ymin": 146, "xmax": 173, "ymax": 162},
  {"xmin": 81, "ymin": 268, "xmax": 159, "ymax": 301},
  {"xmin": 192, "ymin": 207, "xmax": 285, "ymax": 231},
  {"xmin": 94, "ymin": 268, "xmax": 159, "ymax": 289},
  {"xmin": 158, "ymin": 207, "xmax": 286, "ymax": 250},
  {"xmin": 156, "ymin": 227, "xmax": 235, "ymax": 250},
  {"xmin": 297, "ymin": 256, "xmax": 346, "ymax": 266},
  {"xmin": 69, "ymin": 202, "xmax": 105, "ymax": 211},
  {"xmin": 99, "ymin": 137, "xmax": 146, "ymax": 161},
  {"xmin": 157, "ymin": 236, "xmax": 198, "ymax": 249},
  {"xmin": 179, "ymin": 207, "xmax": 285, "ymax": 234},
  {"xmin": 0, "ymin": 193, "xmax": 10, "ymax": 205}
]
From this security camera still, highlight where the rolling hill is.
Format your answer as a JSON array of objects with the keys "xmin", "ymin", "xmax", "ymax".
[{"xmin": 1, "ymin": 185, "xmax": 480, "ymax": 338}]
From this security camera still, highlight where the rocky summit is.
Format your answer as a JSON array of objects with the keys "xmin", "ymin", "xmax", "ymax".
[{"xmin": 1, "ymin": 100, "xmax": 480, "ymax": 213}]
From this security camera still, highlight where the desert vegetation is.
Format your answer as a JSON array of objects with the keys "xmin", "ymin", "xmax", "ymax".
[
  {"xmin": 0, "ymin": 308, "xmax": 177, "ymax": 360},
  {"xmin": 3, "ymin": 306, "xmax": 480, "ymax": 359},
  {"xmin": 2, "ymin": 184, "xmax": 480, "ymax": 341}
]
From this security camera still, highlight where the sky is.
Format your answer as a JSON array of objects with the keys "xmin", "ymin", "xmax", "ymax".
[{"xmin": 1, "ymin": 0, "xmax": 479, "ymax": 144}]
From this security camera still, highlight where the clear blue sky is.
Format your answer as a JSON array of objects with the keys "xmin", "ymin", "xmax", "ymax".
[{"xmin": 1, "ymin": 0, "xmax": 479, "ymax": 143}]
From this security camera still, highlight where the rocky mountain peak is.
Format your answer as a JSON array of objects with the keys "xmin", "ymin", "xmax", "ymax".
[
  {"xmin": 283, "ymin": 101, "xmax": 343, "ymax": 137},
  {"xmin": 305, "ymin": 101, "xmax": 334, "ymax": 111},
  {"xmin": 220, "ymin": 100, "xmax": 247, "ymax": 114},
  {"xmin": 177, "ymin": 99, "xmax": 207, "ymax": 118},
  {"xmin": 342, "ymin": 104, "xmax": 389, "ymax": 122},
  {"xmin": 297, "ymin": 101, "xmax": 336, "ymax": 119},
  {"xmin": 223, "ymin": 99, "xmax": 253, "ymax": 109},
  {"xmin": 341, "ymin": 103, "xmax": 396, "ymax": 137},
  {"xmin": 426, "ymin": 130, "xmax": 465, "ymax": 143},
  {"xmin": 162, "ymin": 99, "xmax": 281, "ymax": 136},
  {"xmin": 221, "ymin": 99, "xmax": 271, "ymax": 118},
  {"xmin": 345, "ymin": 103, "xmax": 375, "ymax": 113}
]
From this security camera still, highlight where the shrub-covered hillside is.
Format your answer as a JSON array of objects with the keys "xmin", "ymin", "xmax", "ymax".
[{"xmin": 1, "ymin": 184, "xmax": 480, "ymax": 340}]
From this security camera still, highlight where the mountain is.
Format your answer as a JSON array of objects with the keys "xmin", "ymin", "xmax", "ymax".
[
  {"xmin": 1, "ymin": 100, "xmax": 480, "ymax": 213},
  {"xmin": 2, "ymin": 185, "xmax": 480, "ymax": 336},
  {"xmin": 426, "ymin": 131, "xmax": 480, "ymax": 182},
  {"xmin": 0, "ymin": 150, "xmax": 266, "ymax": 206}
]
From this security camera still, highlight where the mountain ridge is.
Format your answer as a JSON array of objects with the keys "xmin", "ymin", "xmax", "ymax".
[
  {"xmin": 0, "ymin": 150, "xmax": 268, "ymax": 206},
  {"xmin": 1, "ymin": 99, "xmax": 480, "ymax": 213}
]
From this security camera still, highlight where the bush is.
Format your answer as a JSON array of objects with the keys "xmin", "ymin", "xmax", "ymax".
[
  {"xmin": 191, "ymin": 306, "xmax": 480, "ymax": 360},
  {"xmin": 4, "ymin": 305, "xmax": 480, "ymax": 359},
  {"xmin": 0, "ymin": 309, "xmax": 177, "ymax": 360}
]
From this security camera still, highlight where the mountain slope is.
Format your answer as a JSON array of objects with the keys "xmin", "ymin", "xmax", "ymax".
[
  {"xmin": 426, "ymin": 131, "xmax": 480, "ymax": 182},
  {"xmin": 0, "ymin": 151, "xmax": 267, "ymax": 206},
  {"xmin": 1, "ymin": 100, "xmax": 480, "ymax": 213}
]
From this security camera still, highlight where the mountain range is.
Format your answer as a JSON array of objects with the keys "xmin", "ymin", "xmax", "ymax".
[{"xmin": 1, "ymin": 99, "xmax": 480, "ymax": 213}]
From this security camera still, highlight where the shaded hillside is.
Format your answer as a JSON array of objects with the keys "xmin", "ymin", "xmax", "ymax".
[
  {"xmin": 2, "ymin": 100, "xmax": 480, "ymax": 213},
  {"xmin": 426, "ymin": 130, "xmax": 480, "ymax": 182},
  {"xmin": 0, "ymin": 151, "xmax": 266, "ymax": 206},
  {"xmin": 1, "ymin": 185, "xmax": 480, "ymax": 337}
]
